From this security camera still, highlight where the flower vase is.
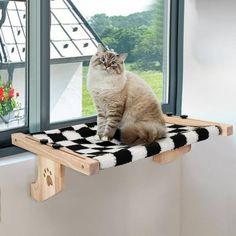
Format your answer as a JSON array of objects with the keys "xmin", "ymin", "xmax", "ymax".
[{"xmin": 0, "ymin": 111, "xmax": 14, "ymax": 124}]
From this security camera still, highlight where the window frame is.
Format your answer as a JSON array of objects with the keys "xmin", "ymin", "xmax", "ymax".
[
  {"xmin": 0, "ymin": 0, "xmax": 184, "ymax": 157},
  {"xmin": 162, "ymin": 0, "xmax": 184, "ymax": 114},
  {"xmin": 0, "ymin": 0, "xmax": 29, "ymax": 157}
]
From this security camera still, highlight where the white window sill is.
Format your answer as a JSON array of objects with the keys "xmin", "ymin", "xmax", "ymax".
[{"xmin": 0, "ymin": 152, "xmax": 35, "ymax": 167}]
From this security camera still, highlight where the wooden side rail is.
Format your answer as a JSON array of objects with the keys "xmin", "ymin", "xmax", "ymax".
[
  {"xmin": 12, "ymin": 133, "xmax": 100, "ymax": 175},
  {"xmin": 164, "ymin": 115, "xmax": 233, "ymax": 136}
]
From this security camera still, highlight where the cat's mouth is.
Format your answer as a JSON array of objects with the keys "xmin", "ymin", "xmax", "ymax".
[{"xmin": 102, "ymin": 66, "xmax": 112, "ymax": 72}]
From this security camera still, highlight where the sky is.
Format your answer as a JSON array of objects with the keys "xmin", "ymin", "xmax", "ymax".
[{"xmin": 72, "ymin": 0, "xmax": 154, "ymax": 18}]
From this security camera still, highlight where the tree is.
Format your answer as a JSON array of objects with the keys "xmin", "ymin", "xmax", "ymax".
[
  {"xmin": 88, "ymin": 2, "xmax": 165, "ymax": 71},
  {"xmin": 88, "ymin": 14, "xmax": 112, "ymax": 36},
  {"xmin": 131, "ymin": 0, "xmax": 165, "ymax": 70},
  {"xmin": 153, "ymin": 0, "xmax": 164, "ymax": 68},
  {"xmin": 131, "ymin": 27, "xmax": 162, "ymax": 71}
]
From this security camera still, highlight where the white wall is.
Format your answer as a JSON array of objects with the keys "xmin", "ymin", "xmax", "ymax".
[
  {"xmin": 0, "ymin": 153, "xmax": 181, "ymax": 236},
  {"xmin": 181, "ymin": 0, "xmax": 236, "ymax": 235}
]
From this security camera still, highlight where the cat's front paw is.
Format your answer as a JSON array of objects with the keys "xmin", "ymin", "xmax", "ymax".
[
  {"xmin": 102, "ymin": 130, "xmax": 115, "ymax": 141},
  {"xmin": 94, "ymin": 134, "xmax": 102, "ymax": 141},
  {"xmin": 101, "ymin": 136, "xmax": 109, "ymax": 141},
  {"xmin": 95, "ymin": 131, "xmax": 104, "ymax": 140}
]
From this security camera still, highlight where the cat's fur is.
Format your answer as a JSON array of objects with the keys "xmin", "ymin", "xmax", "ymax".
[{"xmin": 87, "ymin": 44, "xmax": 167, "ymax": 145}]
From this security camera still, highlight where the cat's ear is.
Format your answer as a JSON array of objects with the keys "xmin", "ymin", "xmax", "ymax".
[
  {"xmin": 119, "ymin": 53, "xmax": 128, "ymax": 62},
  {"xmin": 97, "ymin": 43, "xmax": 106, "ymax": 53}
]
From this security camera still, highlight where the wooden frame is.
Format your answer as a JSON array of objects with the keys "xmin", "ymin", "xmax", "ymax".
[
  {"xmin": 12, "ymin": 133, "xmax": 99, "ymax": 201},
  {"xmin": 164, "ymin": 115, "xmax": 233, "ymax": 136},
  {"xmin": 11, "ymin": 116, "xmax": 233, "ymax": 201}
]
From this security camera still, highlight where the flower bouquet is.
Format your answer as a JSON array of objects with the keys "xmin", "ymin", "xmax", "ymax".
[{"xmin": 0, "ymin": 79, "xmax": 20, "ymax": 123}]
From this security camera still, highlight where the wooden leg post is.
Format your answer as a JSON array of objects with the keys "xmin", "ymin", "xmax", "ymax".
[{"xmin": 31, "ymin": 156, "xmax": 65, "ymax": 201}]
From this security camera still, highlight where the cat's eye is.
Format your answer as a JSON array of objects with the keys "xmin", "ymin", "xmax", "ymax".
[
  {"xmin": 111, "ymin": 61, "xmax": 117, "ymax": 66},
  {"xmin": 100, "ymin": 57, "xmax": 105, "ymax": 62}
]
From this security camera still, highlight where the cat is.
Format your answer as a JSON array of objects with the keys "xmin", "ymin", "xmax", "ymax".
[{"xmin": 87, "ymin": 44, "xmax": 167, "ymax": 145}]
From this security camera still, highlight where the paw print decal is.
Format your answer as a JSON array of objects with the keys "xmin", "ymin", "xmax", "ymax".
[{"xmin": 43, "ymin": 168, "xmax": 53, "ymax": 186}]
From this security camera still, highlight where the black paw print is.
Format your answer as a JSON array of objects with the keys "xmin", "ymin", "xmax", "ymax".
[{"xmin": 43, "ymin": 168, "xmax": 53, "ymax": 187}]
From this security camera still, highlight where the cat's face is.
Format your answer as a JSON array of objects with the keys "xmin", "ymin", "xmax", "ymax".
[{"xmin": 90, "ymin": 44, "xmax": 128, "ymax": 75}]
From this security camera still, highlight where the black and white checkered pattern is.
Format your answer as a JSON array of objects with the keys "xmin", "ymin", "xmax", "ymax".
[{"xmin": 32, "ymin": 122, "xmax": 220, "ymax": 169}]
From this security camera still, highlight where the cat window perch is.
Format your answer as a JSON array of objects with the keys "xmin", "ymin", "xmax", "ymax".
[{"xmin": 11, "ymin": 115, "xmax": 233, "ymax": 201}]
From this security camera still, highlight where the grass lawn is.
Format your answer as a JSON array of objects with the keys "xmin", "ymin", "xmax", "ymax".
[{"xmin": 82, "ymin": 64, "xmax": 163, "ymax": 116}]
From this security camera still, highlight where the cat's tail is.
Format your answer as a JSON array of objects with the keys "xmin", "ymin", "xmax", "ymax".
[{"xmin": 120, "ymin": 121, "xmax": 167, "ymax": 145}]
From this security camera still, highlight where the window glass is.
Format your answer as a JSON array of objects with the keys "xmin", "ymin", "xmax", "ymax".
[
  {"xmin": 74, "ymin": 0, "xmax": 170, "ymax": 116},
  {"xmin": 0, "ymin": 1, "xmax": 27, "ymax": 131},
  {"xmin": 50, "ymin": 0, "xmax": 170, "ymax": 122},
  {"xmin": 50, "ymin": 0, "xmax": 98, "ymax": 123}
]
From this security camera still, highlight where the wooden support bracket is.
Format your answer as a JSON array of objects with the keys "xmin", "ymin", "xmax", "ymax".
[
  {"xmin": 12, "ymin": 133, "xmax": 100, "ymax": 201},
  {"xmin": 31, "ymin": 156, "xmax": 65, "ymax": 201}
]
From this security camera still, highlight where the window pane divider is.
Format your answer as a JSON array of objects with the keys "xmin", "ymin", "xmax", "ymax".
[{"xmin": 28, "ymin": 0, "xmax": 50, "ymax": 133}]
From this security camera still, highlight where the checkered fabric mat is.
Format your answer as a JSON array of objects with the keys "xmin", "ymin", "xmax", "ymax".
[{"xmin": 32, "ymin": 122, "xmax": 220, "ymax": 169}]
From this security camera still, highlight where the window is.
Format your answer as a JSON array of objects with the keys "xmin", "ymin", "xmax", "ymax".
[
  {"xmin": 0, "ymin": 0, "xmax": 184, "ymax": 156},
  {"xmin": 77, "ymin": 0, "xmax": 170, "ymax": 117},
  {"xmin": 49, "ymin": 0, "xmax": 98, "ymax": 123},
  {"xmin": 0, "ymin": 0, "xmax": 28, "ymax": 152}
]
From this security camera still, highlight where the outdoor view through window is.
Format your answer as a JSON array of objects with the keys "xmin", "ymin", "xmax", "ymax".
[
  {"xmin": 0, "ymin": 1, "xmax": 26, "ymax": 132},
  {"xmin": 50, "ymin": 0, "xmax": 169, "ymax": 122},
  {"xmin": 0, "ymin": 0, "xmax": 169, "ymax": 130}
]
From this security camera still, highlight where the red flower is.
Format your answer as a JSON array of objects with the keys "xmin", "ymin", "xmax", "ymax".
[
  {"xmin": 9, "ymin": 88, "xmax": 14, "ymax": 98},
  {"xmin": 0, "ymin": 87, "xmax": 4, "ymax": 101}
]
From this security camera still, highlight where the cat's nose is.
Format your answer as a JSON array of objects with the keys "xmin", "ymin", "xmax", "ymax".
[{"xmin": 104, "ymin": 64, "xmax": 110, "ymax": 69}]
